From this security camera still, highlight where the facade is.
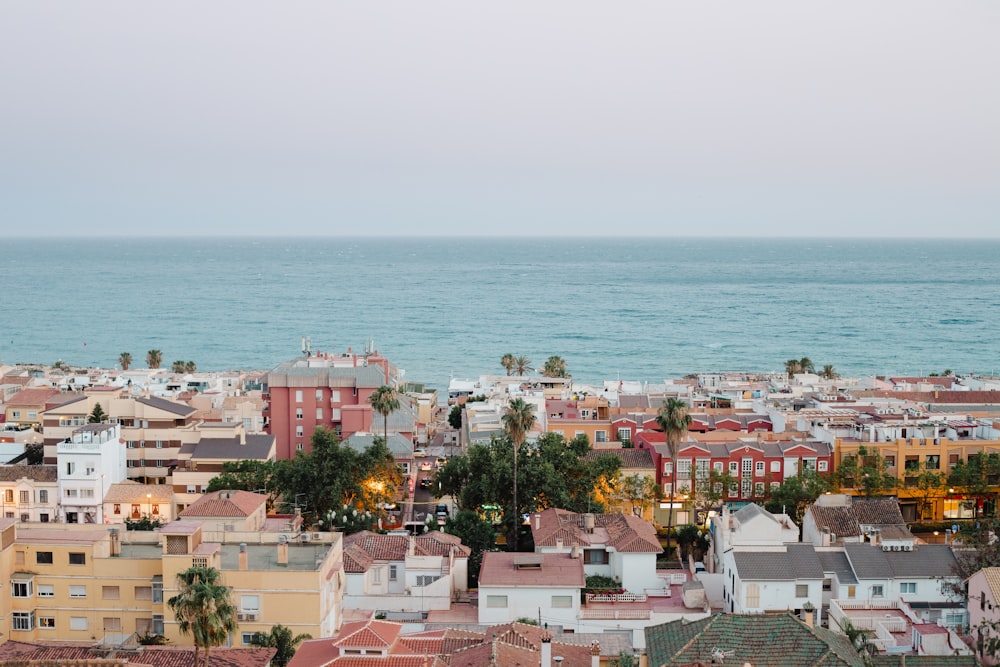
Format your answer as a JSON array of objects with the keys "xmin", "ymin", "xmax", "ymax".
[
  {"xmin": 103, "ymin": 481, "xmax": 175, "ymax": 525},
  {"xmin": 341, "ymin": 530, "xmax": 470, "ymax": 613},
  {"xmin": 0, "ymin": 465, "xmax": 58, "ymax": 523},
  {"xmin": 477, "ymin": 551, "xmax": 585, "ymax": 626},
  {"xmin": 3, "ymin": 387, "xmax": 62, "ymax": 429},
  {"xmin": 263, "ymin": 350, "xmax": 400, "ymax": 459},
  {"xmin": 967, "ymin": 567, "xmax": 1000, "ymax": 665},
  {"xmin": 56, "ymin": 422, "xmax": 126, "ymax": 524}
]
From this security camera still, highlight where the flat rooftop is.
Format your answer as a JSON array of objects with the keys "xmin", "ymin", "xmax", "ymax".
[{"xmin": 219, "ymin": 542, "xmax": 333, "ymax": 571}]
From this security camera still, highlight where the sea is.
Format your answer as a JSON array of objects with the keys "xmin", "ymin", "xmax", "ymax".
[{"xmin": 2, "ymin": 237, "xmax": 998, "ymax": 393}]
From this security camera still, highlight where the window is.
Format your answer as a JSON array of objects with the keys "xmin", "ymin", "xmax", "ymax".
[
  {"xmin": 770, "ymin": 481, "xmax": 780, "ymax": 490},
  {"xmin": 152, "ymin": 581, "xmax": 163, "ymax": 603},
  {"xmin": 81, "ymin": 488, "xmax": 95, "ymax": 498},
  {"xmin": 70, "ymin": 585, "xmax": 87, "ymax": 598},
  {"xmin": 316, "ymin": 407, "xmax": 323, "ymax": 420},
  {"xmin": 103, "ymin": 585, "xmax": 120, "ymax": 600},
  {"xmin": 742, "ymin": 458, "xmax": 753, "ymax": 477},
  {"xmin": 900, "ymin": 582, "xmax": 916, "ymax": 594},
  {"xmin": 156, "ymin": 440, "xmax": 163, "ymax": 448},
  {"xmin": 823, "ymin": 578, "xmax": 832, "ymax": 592},
  {"xmin": 242, "ymin": 632, "xmax": 258, "ymax": 645},
  {"xmin": 12, "ymin": 579, "xmax": 33, "ymax": 597},
  {"xmin": 728, "ymin": 461, "xmax": 739, "ymax": 476},
  {"xmin": 847, "ymin": 585, "xmax": 856, "ymax": 598},
  {"xmin": 803, "ymin": 458, "xmax": 817, "ymax": 471},
  {"xmin": 152, "ymin": 614, "xmax": 164, "ymax": 635},
  {"xmin": 12, "ymin": 612, "xmax": 33, "ymax": 631},
  {"xmin": 19, "ymin": 490, "xmax": 29, "ymax": 504},
  {"xmin": 695, "ymin": 459, "xmax": 710, "ymax": 479},
  {"xmin": 296, "ymin": 443, "xmax": 304, "ymax": 451},
  {"xmin": 925, "ymin": 455, "xmax": 940, "ymax": 470},
  {"xmin": 38, "ymin": 490, "xmax": 48, "ymax": 504},
  {"xmin": 295, "ymin": 390, "xmax": 303, "ymax": 403},
  {"xmin": 663, "ymin": 461, "xmax": 673, "ymax": 475},
  {"xmin": 745, "ymin": 583, "xmax": 760, "ymax": 608},
  {"xmin": 584, "ymin": 549, "xmax": 609, "ymax": 564},
  {"xmin": 713, "ymin": 461, "xmax": 723, "ymax": 473},
  {"xmin": 618, "ymin": 427, "xmax": 631, "ymax": 441},
  {"xmin": 486, "ymin": 595, "xmax": 508, "ymax": 608},
  {"xmin": 595, "ymin": 430, "xmax": 607, "ymax": 443},
  {"xmin": 770, "ymin": 461, "xmax": 781, "ymax": 472},
  {"xmin": 4, "ymin": 489, "xmax": 13, "ymax": 503},
  {"xmin": 818, "ymin": 460, "xmax": 829, "ymax": 472},
  {"xmin": 241, "ymin": 595, "xmax": 260, "ymax": 613},
  {"xmin": 754, "ymin": 482, "xmax": 765, "ymax": 496},
  {"xmin": 315, "ymin": 389, "xmax": 323, "ymax": 402},
  {"xmin": 296, "ymin": 425, "xmax": 304, "ymax": 437},
  {"xmin": 38, "ymin": 584, "xmax": 54, "ymax": 597},
  {"xmin": 66, "ymin": 462, "xmax": 75, "ymax": 475},
  {"xmin": 70, "ymin": 617, "xmax": 88, "ymax": 631},
  {"xmin": 36, "ymin": 551, "xmax": 53, "ymax": 564},
  {"xmin": 795, "ymin": 584, "xmax": 808, "ymax": 597},
  {"xmin": 295, "ymin": 408, "xmax": 303, "ymax": 420},
  {"xmin": 103, "ymin": 617, "xmax": 122, "ymax": 632},
  {"xmin": 192, "ymin": 557, "xmax": 208, "ymax": 568},
  {"xmin": 728, "ymin": 483, "xmax": 739, "ymax": 498},
  {"xmin": 331, "ymin": 390, "xmax": 341, "ymax": 403},
  {"xmin": 86, "ymin": 465, "xmax": 96, "ymax": 475},
  {"xmin": 676, "ymin": 459, "xmax": 691, "ymax": 479},
  {"xmin": 69, "ymin": 552, "xmax": 86, "ymax": 565},
  {"xmin": 755, "ymin": 461, "xmax": 765, "ymax": 477},
  {"xmin": 39, "ymin": 616, "xmax": 55, "ymax": 629},
  {"xmin": 741, "ymin": 479, "xmax": 752, "ymax": 497},
  {"xmin": 871, "ymin": 585, "xmax": 884, "ymax": 597},
  {"xmin": 389, "ymin": 565, "xmax": 398, "ymax": 581},
  {"xmin": 552, "ymin": 595, "xmax": 573, "ymax": 608},
  {"xmin": 64, "ymin": 488, "xmax": 78, "ymax": 498}
]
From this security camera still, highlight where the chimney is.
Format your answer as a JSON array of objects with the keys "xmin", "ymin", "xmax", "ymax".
[
  {"xmin": 555, "ymin": 538, "xmax": 564, "ymax": 552},
  {"xmin": 591, "ymin": 641, "xmax": 601, "ymax": 667},
  {"xmin": 408, "ymin": 535, "xmax": 416, "ymax": 556},
  {"xmin": 541, "ymin": 632, "xmax": 552, "ymax": 667},
  {"xmin": 239, "ymin": 543, "xmax": 248, "ymax": 570},
  {"xmin": 277, "ymin": 541, "xmax": 288, "ymax": 566},
  {"xmin": 240, "ymin": 429, "xmax": 246, "ymax": 445},
  {"xmin": 571, "ymin": 545, "xmax": 581, "ymax": 559},
  {"xmin": 109, "ymin": 528, "xmax": 121, "ymax": 557},
  {"xmin": 535, "ymin": 513, "xmax": 541, "ymax": 530}
]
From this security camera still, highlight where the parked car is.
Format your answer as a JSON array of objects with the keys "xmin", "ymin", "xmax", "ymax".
[
  {"xmin": 413, "ymin": 448, "xmax": 428, "ymax": 457},
  {"xmin": 435, "ymin": 456, "xmax": 448, "ymax": 468},
  {"xmin": 419, "ymin": 461, "xmax": 433, "ymax": 472},
  {"xmin": 419, "ymin": 477, "xmax": 433, "ymax": 489}
]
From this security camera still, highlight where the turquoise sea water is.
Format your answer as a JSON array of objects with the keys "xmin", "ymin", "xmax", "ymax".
[{"xmin": 1, "ymin": 237, "xmax": 998, "ymax": 391}]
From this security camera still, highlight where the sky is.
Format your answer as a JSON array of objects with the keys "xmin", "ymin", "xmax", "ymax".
[{"xmin": 2, "ymin": 2, "xmax": 998, "ymax": 238}]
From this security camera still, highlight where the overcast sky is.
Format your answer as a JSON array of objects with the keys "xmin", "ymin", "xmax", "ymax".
[{"xmin": 2, "ymin": 2, "xmax": 997, "ymax": 238}]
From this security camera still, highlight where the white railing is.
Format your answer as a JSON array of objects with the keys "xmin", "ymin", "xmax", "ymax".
[
  {"xmin": 579, "ymin": 608, "xmax": 650, "ymax": 620},
  {"xmin": 586, "ymin": 592, "xmax": 647, "ymax": 603}
]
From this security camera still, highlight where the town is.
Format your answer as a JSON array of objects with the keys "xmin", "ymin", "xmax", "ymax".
[{"xmin": 1, "ymin": 346, "xmax": 999, "ymax": 666}]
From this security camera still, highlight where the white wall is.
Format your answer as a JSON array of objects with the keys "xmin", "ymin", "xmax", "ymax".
[{"xmin": 478, "ymin": 585, "xmax": 579, "ymax": 626}]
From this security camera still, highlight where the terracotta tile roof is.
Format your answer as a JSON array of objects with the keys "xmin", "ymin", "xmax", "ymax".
[
  {"xmin": 179, "ymin": 490, "xmax": 265, "ymax": 518},
  {"xmin": 979, "ymin": 566, "xmax": 1000, "ymax": 601},
  {"xmin": 414, "ymin": 530, "xmax": 471, "ymax": 558},
  {"xmin": 583, "ymin": 448, "xmax": 655, "ymax": 469},
  {"xmin": 0, "ymin": 464, "xmax": 57, "ymax": 482},
  {"xmin": 105, "ymin": 481, "xmax": 174, "ymax": 503},
  {"xmin": 478, "ymin": 550, "xmax": 585, "ymax": 588},
  {"xmin": 5, "ymin": 387, "xmax": 61, "ymax": 407},
  {"xmin": 852, "ymin": 498, "xmax": 905, "ymax": 526},
  {"xmin": 334, "ymin": 619, "xmax": 402, "ymax": 648},
  {"xmin": 531, "ymin": 507, "xmax": 661, "ymax": 553},
  {"xmin": 645, "ymin": 613, "xmax": 864, "ymax": 667},
  {"xmin": 343, "ymin": 543, "xmax": 376, "ymax": 573},
  {"xmin": 344, "ymin": 531, "xmax": 411, "ymax": 560}
]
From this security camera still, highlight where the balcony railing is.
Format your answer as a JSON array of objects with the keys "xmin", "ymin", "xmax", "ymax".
[{"xmin": 586, "ymin": 592, "xmax": 647, "ymax": 603}]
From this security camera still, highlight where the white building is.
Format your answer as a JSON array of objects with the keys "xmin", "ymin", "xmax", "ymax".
[
  {"xmin": 477, "ymin": 551, "xmax": 584, "ymax": 627},
  {"xmin": 0, "ymin": 465, "xmax": 58, "ymax": 523},
  {"xmin": 56, "ymin": 423, "xmax": 126, "ymax": 524}
]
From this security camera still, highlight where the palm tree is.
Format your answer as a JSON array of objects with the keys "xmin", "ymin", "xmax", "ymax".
[
  {"xmin": 502, "ymin": 398, "xmax": 536, "ymax": 551},
  {"xmin": 119, "ymin": 352, "xmax": 133, "ymax": 371},
  {"xmin": 799, "ymin": 357, "xmax": 815, "ymax": 374},
  {"xmin": 167, "ymin": 566, "xmax": 237, "ymax": 667},
  {"xmin": 514, "ymin": 355, "xmax": 532, "ymax": 376},
  {"xmin": 501, "ymin": 353, "xmax": 516, "ymax": 376},
  {"xmin": 146, "ymin": 349, "xmax": 162, "ymax": 369},
  {"xmin": 822, "ymin": 364, "xmax": 838, "ymax": 379},
  {"xmin": 785, "ymin": 358, "xmax": 802, "ymax": 376},
  {"xmin": 186, "ymin": 361, "xmax": 197, "ymax": 373},
  {"xmin": 172, "ymin": 360, "xmax": 187, "ymax": 374},
  {"xmin": 368, "ymin": 385, "xmax": 400, "ymax": 446},
  {"xmin": 656, "ymin": 398, "xmax": 691, "ymax": 566},
  {"xmin": 542, "ymin": 355, "xmax": 569, "ymax": 378},
  {"xmin": 250, "ymin": 624, "xmax": 312, "ymax": 667}
]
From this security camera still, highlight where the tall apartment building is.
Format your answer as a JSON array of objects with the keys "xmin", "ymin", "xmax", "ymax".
[
  {"xmin": 56, "ymin": 423, "xmax": 127, "ymax": 524},
  {"xmin": 263, "ymin": 349, "xmax": 399, "ymax": 459}
]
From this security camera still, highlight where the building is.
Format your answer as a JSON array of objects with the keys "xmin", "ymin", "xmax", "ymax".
[
  {"xmin": 3, "ymin": 388, "xmax": 62, "ymax": 429},
  {"xmin": 56, "ymin": 423, "xmax": 126, "ymax": 524},
  {"xmin": 103, "ymin": 481, "xmax": 176, "ymax": 525},
  {"xmin": 477, "ymin": 551, "xmax": 585, "ymax": 626},
  {"xmin": 967, "ymin": 567, "xmax": 1000, "ymax": 664},
  {"xmin": 0, "ymin": 465, "xmax": 58, "ymax": 523},
  {"xmin": 263, "ymin": 349, "xmax": 401, "ymax": 459}
]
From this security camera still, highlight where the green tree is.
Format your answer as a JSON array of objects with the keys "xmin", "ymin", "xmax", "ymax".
[
  {"xmin": 448, "ymin": 404, "xmax": 463, "ymax": 430},
  {"xmin": 250, "ymin": 624, "xmax": 312, "ymax": 667},
  {"xmin": 948, "ymin": 452, "xmax": 1000, "ymax": 518},
  {"xmin": 500, "ymin": 353, "xmax": 516, "ymax": 376},
  {"xmin": 167, "ymin": 566, "xmax": 237, "ymax": 667},
  {"xmin": 541, "ymin": 355, "xmax": 569, "ymax": 378},
  {"xmin": 656, "ymin": 398, "xmax": 691, "ymax": 562},
  {"xmin": 503, "ymin": 398, "xmax": 536, "ymax": 551},
  {"xmin": 443, "ymin": 509, "xmax": 498, "ymax": 587},
  {"xmin": 88, "ymin": 402, "xmax": 107, "ymax": 424},
  {"xmin": 764, "ymin": 469, "xmax": 832, "ymax": 523},
  {"xmin": 271, "ymin": 427, "xmax": 362, "ymax": 529},
  {"xmin": 514, "ymin": 355, "xmax": 532, "ymax": 376},
  {"xmin": 119, "ymin": 352, "xmax": 133, "ymax": 371},
  {"xmin": 799, "ymin": 357, "xmax": 815, "ymax": 374},
  {"xmin": 614, "ymin": 473, "xmax": 661, "ymax": 518},
  {"xmin": 206, "ymin": 460, "xmax": 279, "ymax": 511},
  {"xmin": 692, "ymin": 469, "xmax": 738, "ymax": 510},
  {"xmin": 185, "ymin": 360, "xmax": 197, "ymax": 373},
  {"xmin": 368, "ymin": 385, "xmax": 400, "ymax": 446},
  {"xmin": 146, "ymin": 349, "xmax": 162, "ymax": 369},
  {"xmin": 947, "ymin": 517, "xmax": 1000, "ymax": 600},
  {"xmin": 821, "ymin": 364, "xmax": 838, "ymax": 379},
  {"xmin": 906, "ymin": 463, "xmax": 946, "ymax": 521},
  {"xmin": 172, "ymin": 360, "xmax": 187, "ymax": 373},
  {"xmin": 836, "ymin": 446, "xmax": 896, "ymax": 498}
]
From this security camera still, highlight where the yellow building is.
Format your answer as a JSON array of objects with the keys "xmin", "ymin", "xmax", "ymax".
[
  {"xmin": 0, "ymin": 493, "xmax": 344, "ymax": 647},
  {"xmin": 835, "ymin": 434, "xmax": 1000, "ymax": 521}
]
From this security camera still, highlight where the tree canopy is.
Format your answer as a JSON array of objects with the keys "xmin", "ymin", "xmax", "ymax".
[
  {"xmin": 541, "ymin": 355, "xmax": 569, "ymax": 378},
  {"xmin": 250, "ymin": 624, "xmax": 312, "ymax": 667},
  {"xmin": 167, "ymin": 567, "xmax": 237, "ymax": 667},
  {"xmin": 763, "ymin": 469, "xmax": 831, "ymax": 523},
  {"xmin": 835, "ymin": 446, "xmax": 896, "ymax": 498}
]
